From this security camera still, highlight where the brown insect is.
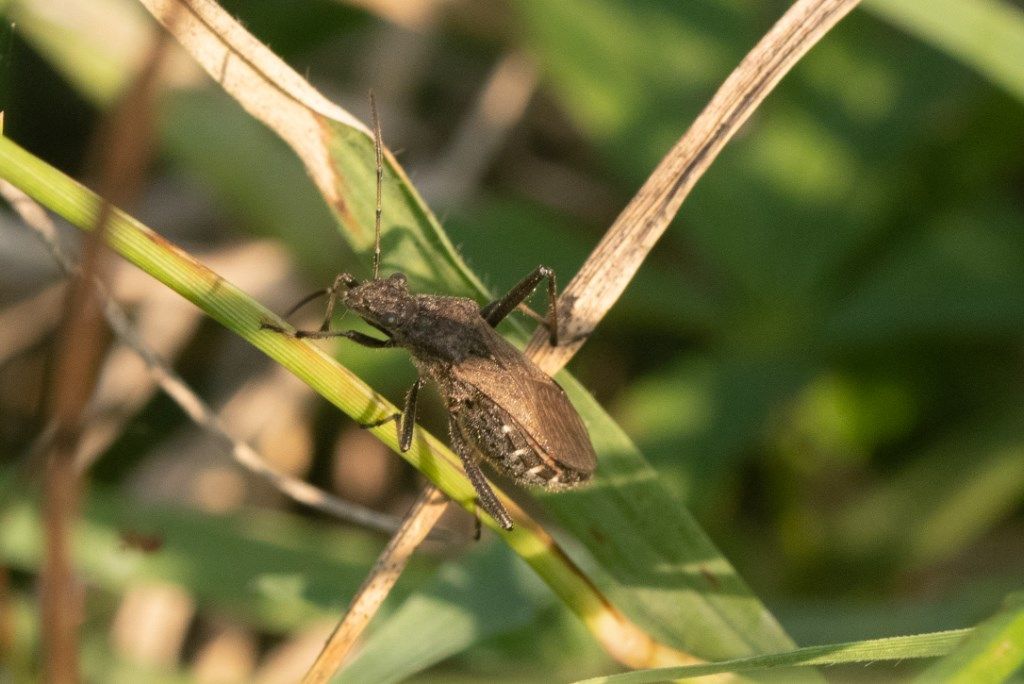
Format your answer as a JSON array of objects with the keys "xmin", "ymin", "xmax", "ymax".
[{"xmin": 263, "ymin": 98, "xmax": 596, "ymax": 529}]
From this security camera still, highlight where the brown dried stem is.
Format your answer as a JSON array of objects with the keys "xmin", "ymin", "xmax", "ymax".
[
  {"xmin": 138, "ymin": 0, "xmax": 365, "ymax": 209},
  {"xmin": 301, "ymin": 485, "xmax": 450, "ymax": 683},
  {"xmin": 524, "ymin": 0, "xmax": 862, "ymax": 374},
  {"xmin": 37, "ymin": 24, "xmax": 172, "ymax": 684}
]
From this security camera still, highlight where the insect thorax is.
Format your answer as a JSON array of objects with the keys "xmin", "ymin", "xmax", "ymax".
[{"xmin": 394, "ymin": 295, "xmax": 492, "ymax": 362}]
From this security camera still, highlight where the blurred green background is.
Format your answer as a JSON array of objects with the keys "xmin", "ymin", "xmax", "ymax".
[{"xmin": 1, "ymin": 0, "xmax": 1023, "ymax": 680}]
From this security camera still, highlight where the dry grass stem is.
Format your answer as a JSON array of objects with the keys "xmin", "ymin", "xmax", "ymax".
[
  {"xmin": 0, "ymin": 181, "xmax": 406, "ymax": 534},
  {"xmin": 421, "ymin": 50, "xmax": 539, "ymax": 205},
  {"xmin": 36, "ymin": 19, "xmax": 174, "ymax": 676},
  {"xmin": 524, "ymin": 0, "xmax": 862, "ymax": 374},
  {"xmin": 0, "ymin": 276, "xmax": 64, "ymax": 366},
  {"xmin": 139, "ymin": 0, "xmax": 365, "ymax": 207},
  {"xmin": 301, "ymin": 484, "xmax": 450, "ymax": 683}
]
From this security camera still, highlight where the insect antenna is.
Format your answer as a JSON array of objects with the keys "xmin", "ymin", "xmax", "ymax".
[
  {"xmin": 282, "ymin": 287, "xmax": 330, "ymax": 319},
  {"xmin": 370, "ymin": 91, "xmax": 384, "ymax": 280}
]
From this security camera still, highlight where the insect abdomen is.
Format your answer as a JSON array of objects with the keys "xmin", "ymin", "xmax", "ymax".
[{"xmin": 452, "ymin": 388, "xmax": 589, "ymax": 489}]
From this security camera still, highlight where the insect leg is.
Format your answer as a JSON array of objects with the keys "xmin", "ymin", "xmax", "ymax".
[
  {"xmin": 260, "ymin": 322, "xmax": 393, "ymax": 348},
  {"xmin": 480, "ymin": 266, "xmax": 560, "ymax": 346},
  {"xmin": 297, "ymin": 329, "xmax": 393, "ymax": 346},
  {"xmin": 397, "ymin": 379, "xmax": 421, "ymax": 452},
  {"xmin": 276, "ymin": 273, "xmax": 360, "ymax": 328},
  {"xmin": 449, "ymin": 418, "xmax": 514, "ymax": 530},
  {"xmin": 262, "ymin": 273, "xmax": 368, "ymax": 339},
  {"xmin": 358, "ymin": 378, "xmax": 420, "ymax": 451},
  {"xmin": 314, "ymin": 273, "xmax": 358, "ymax": 333}
]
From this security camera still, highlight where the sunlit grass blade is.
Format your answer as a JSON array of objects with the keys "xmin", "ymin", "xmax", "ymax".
[
  {"xmin": 917, "ymin": 593, "xmax": 1024, "ymax": 682},
  {"xmin": 576, "ymin": 628, "xmax": 972, "ymax": 683},
  {"xmin": 864, "ymin": 0, "xmax": 1024, "ymax": 104}
]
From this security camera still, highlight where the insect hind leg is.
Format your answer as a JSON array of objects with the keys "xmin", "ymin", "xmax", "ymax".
[
  {"xmin": 480, "ymin": 266, "xmax": 560, "ymax": 347},
  {"xmin": 449, "ymin": 419, "xmax": 514, "ymax": 530}
]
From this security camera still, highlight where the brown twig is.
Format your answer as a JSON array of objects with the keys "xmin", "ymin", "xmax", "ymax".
[
  {"xmin": 524, "ymin": 0, "xmax": 862, "ymax": 375},
  {"xmin": 301, "ymin": 484, "xmax": 450, "ymax": 683},
  {"xmin": 36, "ymin": 18, "xmax": 171, "ymax": 681}
]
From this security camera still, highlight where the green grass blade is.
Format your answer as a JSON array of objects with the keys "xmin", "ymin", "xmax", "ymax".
[
  {"xmin": 576, "ymin": 628, "xmax": 972, "ymax": 683},
  {"xmin": 917, "ymin": 593, "xmax": 1024, "ymax": 682},
  {"xmin": 863, "ymin": 0, "xmax": 1024, "ymax": 103}
]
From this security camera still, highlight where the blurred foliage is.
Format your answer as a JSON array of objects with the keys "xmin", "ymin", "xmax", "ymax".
[{"xmin": 1, "ymin": 0, "xmax": 1024, "ymax": 680}]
